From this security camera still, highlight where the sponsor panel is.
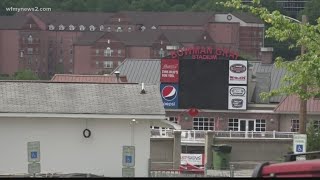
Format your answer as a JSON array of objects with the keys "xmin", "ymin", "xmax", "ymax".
[
  {"xmin": 160, "ymin": 59, "xmax": 179, "ymax": 83},
  {"xmin": 229, "ymin": 60, "xmax": 248, "ymax": 84},
  {"xmin": 160, "ymin": 83, "xmax": 179, "ymax": 109},
  {"xmin": 181, "ymin": 154, "xmax": 204, "ymax": 166},
  {"xmin": 228, "ymin": 86, "xmax": 247, "ymax": 110}
]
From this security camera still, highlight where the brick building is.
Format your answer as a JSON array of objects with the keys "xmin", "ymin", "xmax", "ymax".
[{"xmin": 0, "ymin": 11, "xmax": 267, "ymax": 78}]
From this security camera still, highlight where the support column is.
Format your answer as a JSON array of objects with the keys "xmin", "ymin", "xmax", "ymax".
[
  {"xmin": 173, "ymin": 130, "xmax": 181, "ymax": 169},
  {"xmin": 205, "ymin": 131, "xmax": 214, "ymax": 170}
]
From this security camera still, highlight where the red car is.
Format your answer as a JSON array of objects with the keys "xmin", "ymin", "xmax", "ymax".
[{"xmin": 252, "ymin": 159, "xmax": 320, "ymax": 177}]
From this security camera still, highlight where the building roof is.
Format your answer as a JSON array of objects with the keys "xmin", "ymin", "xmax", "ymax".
[
  {"xmin": 112, "ymin": 59, "xmax": 161, "ymax": 84},
  {"xmin": 230, "ymin": 12, "xmax": 264, "ymax": 24},
  {"xmin": 0, "ymin": 16, "xmax": 29, "ymax": 30},
  {"xmin": 250, "ymin": 61, "xmax": 286, "ymax": 103},
  {"xmin": 274, "ymin": 95, "xmax": 320, "ymax": 114},
  {"xmin": 120, "ymin": 11, "xmax": 215, "ymax": 27},
  {"xmin": 0, "ymin": 82, "xmax": 165, "ymax": 115},
  {"xmin": 31, "ymin": 12, "xmax": 113, "ymax": 28},
  {"xmin": 51, "ymin": 74, "xmax": 128, "ymax": 83}
]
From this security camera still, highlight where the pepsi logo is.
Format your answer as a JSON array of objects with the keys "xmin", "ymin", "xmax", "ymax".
[
  {"xmin": 230, "ymin": 64, "xmax": 246, "ymax": 73},
  {"xmin": 162, "ymin": 85, "xmax": 177, "ymax": 101},
  {"xmin": 230, "ymin": 87, "xmax": 245, "ymax": 96}
]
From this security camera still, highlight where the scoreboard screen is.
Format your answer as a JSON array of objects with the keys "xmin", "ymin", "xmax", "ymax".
[{"xmin": 160, "ymin": 47, "xmax": 248, "ymax": 110}]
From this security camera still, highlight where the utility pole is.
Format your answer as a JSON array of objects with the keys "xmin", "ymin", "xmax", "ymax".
[{"xmin": 299, "ymin": 15, "xmax": 308, "ymax": 134}]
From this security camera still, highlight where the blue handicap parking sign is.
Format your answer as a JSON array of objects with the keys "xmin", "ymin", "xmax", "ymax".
[
  {"xmin": 125, "ymin": 155, "xmax": 132, "ymax": 164},
  {"xmin": 296, "ymin": 144, "xmax": 303, "ymax": 153},
  {"xmin": 31, "ymin": 151, "xmax": 38, "ymax": 159}
]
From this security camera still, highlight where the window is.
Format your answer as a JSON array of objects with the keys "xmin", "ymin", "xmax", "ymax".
[
  {"xmin": 313, "ymin": 120, "xmax": 320, "ymax": 131},
  {"xmin": 69, "ymin": 25, "xmax": 75, "ymax": 31},
  {"xmin": 118, "ymin": 49, "xmax": 121, "ymax": 56},
  {"xmin": 59, "ymin": 24, "xmax": 65, "ymax": 30},
  {"xmin": 48, "ymin": 24, "xmax": 55, "ymax": 30},
  {"xmin": 168, "ymin": 117, "xmax": 178, "ymax": 124},
  {"xmin": 27, "ymin": 48, "xmax": 33, "ymax": 55},
  {"xmin": 116, "ymin": 27, "xmax": 122, "ymax": 32},
  {"xmin": 159, "ymin": 48, "xmax": 165, "ymax": 58},
  {"xmin": 103, "ymin": 61, "xmax": 113, "ymax": 68},
  {"xmin": 100, "ymin": 25, "xmax": 104, "ymax": 31},
  {"xmin": 228, "ymin": 118, "xmax": 239, "ymax": 131},
  {"xmin": 69, "ymin": 49, "xmax": 73, "ymax": 55},
  {"xmin": 95, "ymin": 61, "xmax": 99, "ymax": 66},
  {"xmin": 255, "ymin": 119, "xmax": 266, "ymax": 132},
  {"xmin": 193, "ymin": 117, "xmax": 214, "ymax": 131},
  {"xmin": 151, "ymin": 26, "xmax": 157, "ymax": 30},
  {"xmin": 291, "ymin": 119, "xmax": 299, "ymax": 132},
  {"xmin": 20, "ymin": 50, "xmax": 24, "ymax": 58},
  {"xmin": 27, "ymin": 35, "xmax": 33, "ymax": 44},
  {"xmin": 107, "ymin": 27, "xmax": 111, "ymax": 32},
  {"xmin": 79, "ymin": 25, "xmax": 85, "ymax": 31},
  {"xmin": 89, "ymin": 25, "xmax": 95, "ymax": 31},
  {"xmin": 128, "ymin": 27, "xmax": 132, "ymax": 32},
  {"xmin": 104, "ymin": 47, "xmax": 113, "ymax": 57},
  {"xmin": 96, "ymin": 49, "xmax": 99, "ymax": 55}
]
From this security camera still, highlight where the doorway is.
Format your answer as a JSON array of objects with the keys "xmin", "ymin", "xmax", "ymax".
[{"xmin": 239, "ymin": 119, "xmax": 255, "ymax": 131}]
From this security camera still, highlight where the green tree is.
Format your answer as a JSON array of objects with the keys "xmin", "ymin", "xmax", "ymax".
[
  {"xmin": 222, "ymin": 0, "xmax": 320, "ymax": 134},
  {"xmin": 306, "ymin": 121, "xmax": 320, "ymax": 153},
  {"xmin": 14, "ymin": 69, "xmax": 39, "ymax": 80},
  {"xmin": 299, "ymin": 0, "xmax": 320, "ymax": 25}
]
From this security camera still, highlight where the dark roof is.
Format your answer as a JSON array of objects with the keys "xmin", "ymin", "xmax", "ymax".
[
  {"xmin": 112, "ymin": 59, "xmax": 161, "ymax": 84},
  {"xmin": 51, "ymin": 74, "xmax": 128, "ymax": 83},
  {"xmin": 0, "ymin": 16, "xmax": 29, "ymax": 30},
  {"xmin": 121, "ymin": 11, "xmax": 214, "ymax": 27},
  {"xmin": 31, "ymin": 12, "xmax": 113, "ymax": 29},
  {"xmin": 274, "ymin": 95, "xmax": 320, "ymax": 114},
  {"xmin": 231, "ymin": 12, "xmax": 264, "ymax": 24},
  {"xmin": 0, "ymin": 82, "xmax": 165, "ymax": 115}
]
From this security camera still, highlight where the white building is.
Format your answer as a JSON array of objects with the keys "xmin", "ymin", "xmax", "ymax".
[{"xmin": 0, "ymin": 81, "xmax": 167, "ymax": 177}]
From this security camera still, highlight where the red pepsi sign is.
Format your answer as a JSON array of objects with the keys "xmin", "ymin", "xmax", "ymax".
[{"xmin": 160, "ymin": 83, "xmax": 179, "ymax": 109}]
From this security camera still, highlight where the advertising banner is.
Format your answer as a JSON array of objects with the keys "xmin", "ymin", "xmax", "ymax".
[
  {"xmin": 228, "ymin": 86, "xmax": 247, "ymax": 110},
  {"xmin": 181, "ymin": 154, "xmax": 204, "ymax": 166},
  {"xmin": 160, "ymin": 83, "xmax": 178, "ymax": 109},
  {"xmin": 160, "ymin": 59, "xmax": 179, "ymax": 83},
  {"xmin": 229, "ymin": 60, "xmax": 248, "ymax": 85}
]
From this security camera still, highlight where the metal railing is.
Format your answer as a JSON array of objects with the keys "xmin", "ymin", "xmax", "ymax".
[{"xmin": 151, "ymin": 129, "xmax": 297, "ymax": 141}]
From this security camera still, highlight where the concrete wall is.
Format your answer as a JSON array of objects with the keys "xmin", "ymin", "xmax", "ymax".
[
  {"xmin": 150, "ymin": 138, "xmax": 174, "ymax": 170},
  {"xmin": 0, "ymin": 117, "xmax": 150, "ymax": 177},
  {"xmin": 214, "ymin": 138, "xmax": 292, "ymax": 162}
]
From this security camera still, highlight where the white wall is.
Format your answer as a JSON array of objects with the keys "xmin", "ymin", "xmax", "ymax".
[{"xmin": 0, "ymin": 117, "xmax": 150, "ymax": 177}]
